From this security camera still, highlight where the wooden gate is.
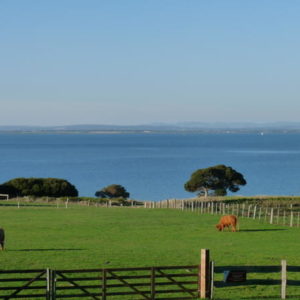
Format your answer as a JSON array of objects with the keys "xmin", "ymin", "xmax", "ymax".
[
  {"xmin": 0, "ymin": 269, "xmax": 47, "ymax": 299},
  {"xmin": 0, "ymin": 250, "xmax": 212, "ymax": 299},
  {"xmin": 53, "ymin": 265, "xmax": 200, "ymax": 299}
]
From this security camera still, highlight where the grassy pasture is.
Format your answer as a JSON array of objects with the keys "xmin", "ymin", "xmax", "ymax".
[{"xmin": 1, "ymin": 205, "xmax": 300, "ymax": 299}]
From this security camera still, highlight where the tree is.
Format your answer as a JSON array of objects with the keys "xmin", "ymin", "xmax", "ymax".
[
  {"xmin": 184, "ymin": 164, "xmax": 246, "ymax": 197},
  {"xmin": 1, "ymin": 177, "xmax": 78, "ymax": 197},
  {"xmin": 95, "ymin": 184, "xmax": 130, "ymax": 199}
]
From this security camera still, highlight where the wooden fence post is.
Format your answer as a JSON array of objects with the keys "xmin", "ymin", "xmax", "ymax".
[
  {"xmin": 151, "ymin": 267, "xmax": 155, "ymax": 299},
  {"xmin": 290, "ymin": 211, "xmax": 294, "ymax": 227},
  {"xmin": 200, "ymin": 249, "xmax": 210, "ymax": 299},
  {"xmin": 270, "ymin": 208, "xmax": 274, "ymax": 224},
  {"xmin": 46, "ymin": 268, "xmax": 51, "ymax": 300},
  {"xmin": 247, "ymin": 205, "xmax": 251, "ymax": 218},
  {"xmin": 281, "ymin": 260, "xmax": 287, "ymax": 299},
  {"xmin": 253, "ymin": 206, "xmax": 257, "ymax": 219},
  {"xmin": 210, "ymin": 261, "xmax": 214, "ymax": 299},
  {"xmin": 102, "ymin": 269, "xmax": 107, "ymax": 300}
]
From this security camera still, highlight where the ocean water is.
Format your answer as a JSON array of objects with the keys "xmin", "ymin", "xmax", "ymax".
[{"xmin": 0, "ymin": 133, "xmax": 300, "ymax": 201}]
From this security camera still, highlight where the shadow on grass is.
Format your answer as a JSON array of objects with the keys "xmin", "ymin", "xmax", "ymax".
[
  {"xmin": 8, "ymin": 248, "xmax": 85, "ymax": 252},
  {"xmin": 239, "ymin": 229, "xmax": 287, "ymax": 232}
]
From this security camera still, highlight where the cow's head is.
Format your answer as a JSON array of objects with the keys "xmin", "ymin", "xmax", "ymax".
[{"xmin": 216, "ymin": 224, "xmax": 223, "ymax": 231}]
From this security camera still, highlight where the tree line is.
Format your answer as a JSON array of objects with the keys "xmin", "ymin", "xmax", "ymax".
[{"xmin": 0, "ymin": 165, "xmax": 246, "ymax": 199}]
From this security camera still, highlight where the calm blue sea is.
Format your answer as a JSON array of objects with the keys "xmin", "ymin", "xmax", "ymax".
[{"xmin": 0, "ymin": 133, "xmax": 300, "ymax": 201}]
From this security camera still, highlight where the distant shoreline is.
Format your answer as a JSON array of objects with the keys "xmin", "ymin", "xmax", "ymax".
[{"xmin": 1, "ymin": 129, "xmax": 300, "ymax": 135}]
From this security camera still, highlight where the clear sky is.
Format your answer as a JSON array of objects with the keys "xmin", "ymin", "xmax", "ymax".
[{"xmin": 1, "ymin": 0, "xmax": 300, "ymax": 126}]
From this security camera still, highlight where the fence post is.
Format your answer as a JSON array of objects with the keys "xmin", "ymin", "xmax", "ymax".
[
  {"xmin": 46, "ymin": 268, "xmax": 51, "ymax": 300},
  {"xmin": 102, "ymin": 269, "xmax": 107, "ymax": 300},
  {"xmin": 253, "ymin": 206, "xmax": 257, "ymax": 219},
  {"xmin": 242, "ymin": 203, "xmax": 245, "ymax": 218},
  {"xmin": 210, "ymin": 261, "xmax": 214, "ymax": 299},
  {"xmin": 247, "ymin": 205, "xmax": 251, "ymax": 218},
  {"xmin": 270, "ymin": 208, "xmax": 274, "ymax": 224},
  {"xmin": 151, "ymin": 267, "xmax": 155, "ymax": 300},
  {"xmin": 290, "ymin": 211, "xmax": 294, "ymax": 227},
  {"xmin": 281, "ymin": 260, "xmax": 287, "ymax": 299},
  {"xmin": 200, "ymin": 249, "xmax": 210, "ymax": 299}
]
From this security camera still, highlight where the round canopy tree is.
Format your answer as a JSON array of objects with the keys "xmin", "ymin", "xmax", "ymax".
[
  {"xmin": 184, "ymin": 164, "xmax": 246, "ymax": 197},
  {"xmin": 95, "ymin": 184, "xmax": 130, "ymax": 199}
]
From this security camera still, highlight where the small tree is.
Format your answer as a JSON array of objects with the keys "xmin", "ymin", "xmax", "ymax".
[
  {"xmin": 184, "ymin": 164, "xmax": 246, "ymax": 197},
  {"xmin": 95, "ymin": 184, "xmax": 130, "ymax": 199}
]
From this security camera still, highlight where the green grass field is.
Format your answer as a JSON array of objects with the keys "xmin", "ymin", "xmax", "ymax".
[{"xmin": 1, "ymin": 204, "xmax": 300, "ymax": 299}]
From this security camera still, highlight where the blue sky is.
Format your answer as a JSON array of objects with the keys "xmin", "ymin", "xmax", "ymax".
[{"xmin": 1, "ymin": 1, "xmax": 300, "ymax": 126}]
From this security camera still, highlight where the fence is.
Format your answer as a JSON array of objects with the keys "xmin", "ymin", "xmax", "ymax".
[
  {"xmin": 0, "ymin": 250, "xmax": 211, "ymax": 300},
  {"xmin": 4, "ymin": 197, "xmax": 300, "ymax": 228},
  {"xmin": 144, "ymin": 199, "xmax": 300, "ymax": 228},
  {"xmin": 213, "ymin": 260, "xmax": 300, "ymax": 299},
  {"xmin": 1, "ymin": 254, "xmax": 300, "ymax": 299}
]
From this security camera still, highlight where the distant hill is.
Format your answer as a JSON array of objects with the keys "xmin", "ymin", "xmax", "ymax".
[{"xmin": 1, "ymin": 122, "xmax": 300, "ymax": 133}]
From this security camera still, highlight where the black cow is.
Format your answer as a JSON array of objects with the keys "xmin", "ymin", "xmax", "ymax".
[{"xmin": 0, "ymin": 228, "xmax": 5, "ymax": 250}]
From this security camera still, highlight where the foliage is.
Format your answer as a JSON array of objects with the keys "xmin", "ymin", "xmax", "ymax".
[
  {"xmin": 184, "ymin": 164, "xmax": 246, "ymax": 197},
  {"xmin": 95, "ymin": 184, "xmax": 130, "ymax": 199},
  {"xmin": 0, "ymin": 184, "xmax": 18, "ymax": 196},
  {"xmin": 1, "ymin": 177, "xmax": 78, "ymax": 197}
]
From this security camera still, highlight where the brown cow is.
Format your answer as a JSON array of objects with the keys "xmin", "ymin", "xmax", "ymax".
[
  {"xmin": 216, "ymin": 215, "xmax": 238, "ymax": 232},
  {"xmin": 0, "ymin": 228, "xmax": 4, "ymax": 250}
]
